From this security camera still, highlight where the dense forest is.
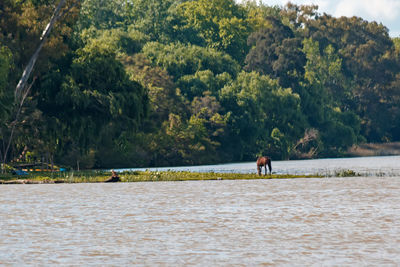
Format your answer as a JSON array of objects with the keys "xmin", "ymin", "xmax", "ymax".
[{"xmin": 1, "ymin": 0, "xmax": 400, "ymax": 169}]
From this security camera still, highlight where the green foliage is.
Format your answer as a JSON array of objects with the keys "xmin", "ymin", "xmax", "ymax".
[
  {"xmin": 57, "ymin": 46, "xmax": 146, "ymax": 125},
  {"xmin": 0, "ymin": 46, "xmax": 13, "ymax": 120},
  {"xmin": 142, "ymin": 42, "xmax": 240, "ymax": 80},
  {"xmin": 394, "ymin": 38, "xmax": 400, "ymax": 53},
  {"xmin": 124, "ymin": 0, "xmax": 178, "ymax": 42},
  {"xmin": 177, "ymin": 70, "xmax": 233, "ymax": 100},
  {"xmin": 176, "ymin": 0, "xmax": 253, "ymax": 62},
  {"xmin": 79, "ymin": 27, "xmax": 150, "ymax": 56},
  {"xmin": 220, "ymin": 71, "xmax": 305, "ymax": 160},
  {"xmin": 334, "ymin": 169, "xmax": 360, "ymax": 177},
  {"xmin": 123, "ymin": 53, "xmax": 184, "ymax": 128},
  {"xmin": 0, "ymin": 46, "xmax": 12, "ymax": 90},
  {"xmin": 77, "ymin": 0, "xmax": 129, "ymax": 30},
  {"xmin": 0, "ymin": 0, "xmax": 80, "ymax": 164},
  {"xmin": 37, "ymin": 41, "xmax": 148, "ymax": 167},
  {"xmin": 0, "ymin": 169, "xmax": 323, "ymax": 183},
  {"xmin": 245, "ymin": 16, "xmax": 306, "ymax": 89},
  {"xmin": 2, "ymin": 0, "xmax": 400, "ymax": 168},
  {"xmin": 301, "ymin": 38, "xmax": 362, "ymax": 154},
  {"xmin": 303, "ymin": 14, "xmax": 400, "ymax": 142},
  {"xmin": 154, "ymin": 111, "xmax": 225, "ymax": 166}
]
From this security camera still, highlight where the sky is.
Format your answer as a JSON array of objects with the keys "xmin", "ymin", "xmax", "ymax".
[{"xmin": 242, "ymin": 0, "xmax": 400, "ymax": 37}]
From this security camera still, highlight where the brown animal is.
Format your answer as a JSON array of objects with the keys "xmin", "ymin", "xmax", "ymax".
[
  {"xmin": 105, "ymin": 170, "xmax": 121, "ymax": 182},
  {"xmin": 256, "ymin": 156, "xmax": 272, "ymax": 175}
]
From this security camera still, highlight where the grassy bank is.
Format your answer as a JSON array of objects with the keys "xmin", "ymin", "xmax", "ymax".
[{"xmin": 0, "ymin": 170, "xmax": 325, "ymax": 184}]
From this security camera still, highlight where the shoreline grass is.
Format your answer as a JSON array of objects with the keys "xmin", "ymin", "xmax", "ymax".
[{"xmin": 0, "ymin": 170, "xmax": 325, "ymax": 184}]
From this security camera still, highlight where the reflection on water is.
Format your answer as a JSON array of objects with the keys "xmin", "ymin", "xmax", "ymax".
[
  {"xmin": 120, "ymin": 155, "xmax": 400, "ymax": 176},
  {"xmin": 1, "ymin": 177, "xmax": 400, "ymax": 265}
]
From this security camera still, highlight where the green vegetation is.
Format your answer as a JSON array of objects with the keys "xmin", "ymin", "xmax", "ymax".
[
  {"xmin": 0, "ymin": 170, "xmax": 323, "ymax": 184},
  {"xmin": 333, "ymin": 169, "xmax": 360, "ymax": 177},
  {"xmin": 1, "ymin": 0, "xmax": 400, "ymax": 171}
]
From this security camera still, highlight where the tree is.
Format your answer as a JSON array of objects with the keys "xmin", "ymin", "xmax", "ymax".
[
  {"xmin": 245, "ymin": 16, "xmax": 306, "ymax": 90},
  {"xmin": 393, "ymin": 38, "xmax": 400, "ymax": 53},
  {"xmin": 301, "ymin": 37, "xmax": 361, "ymax": 154},
  {"xmin": 0, "ymin": 46, "xmax": 13, "ymax": 122},
  {"xmin": 37, "ymin": 41, "xmax": 148, "ymax": 169},
  {"xmin": 0, "ymin": 0, "xmax": 80, "ymax": 169},
  {"xmin": 303, "ymin": 14, "xmax": 399, "ymax": 141},
  {"xmin": 124, "ymin": 0, "xmax": 179, "ymax": 42},
  {"xmin": 142, "ymin": 42, "xmax": 240, "ymax": 81},
  {"xmin": 0, "ymin": 45, "xmax": 14, "ymax": 163},
  {"xmin": 280, "ymin": 3, "xmax": 319, "ymax": 32},
  {"xmin": 177, "ymin": 70, "xmax": 233, "ymax": 101},
  {"xmin": 123, "ymin": 53, "xmax": 185, "ymax": 129},
  {"xmin": 176, "ymin": 0, "xmax": 253, "ymax": 62},
  {"xmin": 220, "ymin": 71, "xmax": 305, "ymax": 160},
  {"xmin": 157, "ymin": 111, "xmax": 225, "ymax": 166},
  {"xmin": 76, "ymin": 0, "xmax": 128, "ymax": 30},
  {"xmin": 79, "ymin": 27, "xmax": 150, "ymax": 56}
]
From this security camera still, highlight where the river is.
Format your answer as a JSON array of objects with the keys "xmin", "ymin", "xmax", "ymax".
[
  {"xmin": 1, "ymin": 156, "xmax": 400, "ymax": 266},
  {"xmin": 120, "ymin": 155, "xmax": 400, "ymax": 176}
]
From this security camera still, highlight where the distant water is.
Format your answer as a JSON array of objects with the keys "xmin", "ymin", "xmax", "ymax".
[
  {"xmin": 118, "ymin": 155, "xmax": 400, "ymax": 176},
  {"xmin": 1, "ymin": 177, "xmax": 400, "ymax": 265}
]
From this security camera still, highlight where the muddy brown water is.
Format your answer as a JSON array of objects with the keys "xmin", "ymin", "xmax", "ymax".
[{"xmin": 1, "ymin": 175, "xmax": 400, "ymax": 265}]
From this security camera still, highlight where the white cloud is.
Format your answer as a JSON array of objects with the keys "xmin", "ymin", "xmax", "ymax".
[
  {"xmin": 334, "ymin": 0, "xmax": 400, "ymax": 21},
  {"xmin": 333, "ymin": 1, "xmax": 359, "ymax": 17},
  {"xmin": 332, "ymin": 0, "xmax": 400, "ymax": 36}
]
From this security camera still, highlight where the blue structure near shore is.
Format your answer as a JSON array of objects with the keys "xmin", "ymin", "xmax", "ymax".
[{"xmin": 12, "ymin": 170, "xmax": 28, "ymax": 176}]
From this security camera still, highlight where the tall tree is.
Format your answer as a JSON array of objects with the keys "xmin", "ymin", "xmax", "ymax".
[
  {"xmin": 142, "ymin": 42, "xmax": 240, "ymax": 82},
  {"xmin": 304, "ymin": 14, "xmax": 400, "ymax": 141},
  {"xmin": 176, "ymin": 0, "xmax": 253, "ymax": 62},
  {"xmin": 301, "ymin": 38, "xmax": 361, "ymax": 154},
  {"xmin": 0, "ymin": 45, "xmax": 13, "ymax": 163},
  {"xmin": 0, "ymin": 0, "xmax": 80, "ymax": 168},
  {"xmin": 245, "ymin": 16, "xmax": 306, "ymax": 90},
  {"xmin": 76, "ymin": 0, "xmax": 128, "ymax": 30},
  {"xmin": 37, "ymin": 40, "xmax": 148, "ymax": 168},
  {"xmin": 220, "ymin": 71, "xmax": 306, "ymax": 160}
]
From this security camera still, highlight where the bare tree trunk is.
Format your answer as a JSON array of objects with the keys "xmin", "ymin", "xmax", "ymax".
[
  {"xmin": 15, "ymin": 0, "xmax": 67, "ymax": 101},
  {"xmin": 1, "ymin": 0, "xmax": 68, "ymax": 173},
  {"xmin": 2, "ymin": 78, "xmax": 35, "ymax": 167}
]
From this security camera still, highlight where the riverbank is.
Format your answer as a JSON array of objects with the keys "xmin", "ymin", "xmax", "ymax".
[
  {"xmin": 0, "ymin": 170, "xmax": 325, "ymax": 184},
  {"xmin": 346, "ymin": 142, "xmax": 400, "ymax": 157}
]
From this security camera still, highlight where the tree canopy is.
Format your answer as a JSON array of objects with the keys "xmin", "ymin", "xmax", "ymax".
[{"xmin": 1, "ymin": 0, "xmax": 400, "ymax": 168}]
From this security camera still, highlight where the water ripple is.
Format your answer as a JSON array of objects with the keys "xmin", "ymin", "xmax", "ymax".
[{"xmin": 1, "ymin": 177, "xmax": 400, "ymax": 265}]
